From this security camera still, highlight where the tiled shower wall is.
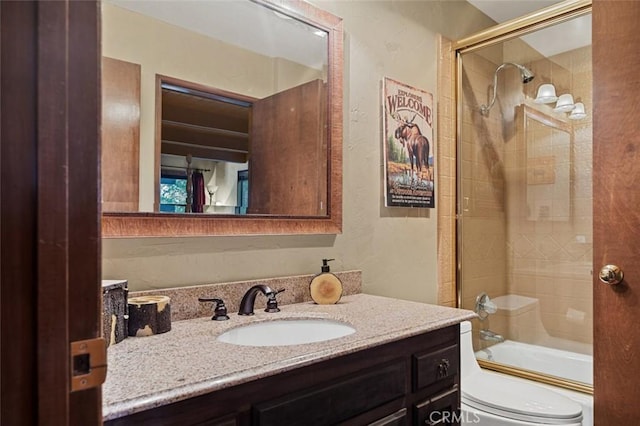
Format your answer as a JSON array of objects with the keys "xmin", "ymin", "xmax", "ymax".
[
  {"xmin": 507, "ymin": 46, "xmax": 593, "ymax": 346},
  {"xmin": 437, "ymin": 37, "xmax": 510, "ymax": 337},
  {"xmin": 458, "ymin": 48, "xmax": 510, "ymax": 318},
  {"xmin": 437, "ymin": 38, "xmax": 593, "ymax": 348},
  {"xmin": 436, "ymin": 36, "xmax": 457, "ymax": 308}
]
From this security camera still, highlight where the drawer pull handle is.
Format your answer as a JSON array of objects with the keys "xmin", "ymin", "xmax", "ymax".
[{"xmin": 437, "ymin": 358, "xmax": 450, "ymax": 378}]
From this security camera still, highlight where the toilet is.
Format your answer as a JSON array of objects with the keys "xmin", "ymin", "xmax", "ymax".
[{"xmin": 460, "ymin": 321, "xmax": 583, "ymax": 425}]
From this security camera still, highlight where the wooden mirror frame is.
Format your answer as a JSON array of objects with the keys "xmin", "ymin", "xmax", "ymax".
[{"xmin": 102, "ymin": 0, "xmax": 343, "ymax": 237}]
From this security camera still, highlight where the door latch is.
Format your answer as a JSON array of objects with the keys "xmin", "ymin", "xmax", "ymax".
[
  {"xmin": 599, "ymin": 264, "xmax": 624, "ymax": 285},
  {"xmin": 70, "ymin": 338, "xmax": 107, "ymax": 392}
]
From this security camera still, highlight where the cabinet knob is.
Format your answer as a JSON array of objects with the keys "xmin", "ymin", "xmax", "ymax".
[{"xmin": 437, "ymin": 358, "xmax": 450, "ymax": 378}]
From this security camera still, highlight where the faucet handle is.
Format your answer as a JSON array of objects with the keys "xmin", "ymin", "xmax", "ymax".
[
  {"xmin": 265, "ymin": 289, "xmax": 285, "ymax": 313},
  {"xmin": 198, "ymin": 297, "xmax": 230, "ymax": 321}
]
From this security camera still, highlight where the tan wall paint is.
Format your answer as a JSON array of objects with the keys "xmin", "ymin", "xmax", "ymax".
[{"xmin": 102, "ymin": 1, "xmax": 495, "ymax": 303}]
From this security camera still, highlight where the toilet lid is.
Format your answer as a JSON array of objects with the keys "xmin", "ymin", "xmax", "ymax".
[{"xmin": 463, "ymin": 372, "xmax": 583, "ymax": 424}]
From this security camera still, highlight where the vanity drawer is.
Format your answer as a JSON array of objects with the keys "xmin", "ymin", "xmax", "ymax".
[
  {"xmin": 413, "ymin": 388, "xmax": 460, "ymax": 426},
  {"xmin": 412, "ymin": 344, "xmax": 459, "ymax": 392}
]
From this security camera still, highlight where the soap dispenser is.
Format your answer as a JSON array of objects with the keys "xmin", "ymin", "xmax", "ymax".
[{"xmin": 309, "ymin": 258, "xmax": 343, "ymax": 304}]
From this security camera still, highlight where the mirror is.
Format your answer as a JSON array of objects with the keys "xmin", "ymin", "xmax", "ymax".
[
  {"xmin": 101, "ymin": 0, "xmax": 343, "ymax": 237},
  {"xmin": 518, "ymin": 105, "xmax": 572, "ymax": 222}
]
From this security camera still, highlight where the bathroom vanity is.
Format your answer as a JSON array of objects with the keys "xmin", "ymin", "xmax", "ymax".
[{"xmin": 103, "ymin": 294, "xmax": 475, "ymax": 425}]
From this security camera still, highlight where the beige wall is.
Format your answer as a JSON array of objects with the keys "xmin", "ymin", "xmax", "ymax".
[{"xmin": 102, "ymin": 1, "xmax": 495, "ymax": 303}]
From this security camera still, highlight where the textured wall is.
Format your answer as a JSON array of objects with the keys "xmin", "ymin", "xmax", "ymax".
[{"xmin": 102, "ymin": 1, "xmax": 495, "ymax": 304}]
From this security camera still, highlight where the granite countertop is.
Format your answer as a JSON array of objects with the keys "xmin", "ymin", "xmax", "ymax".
[{"xmin": 103, "ymin": 293, "xmax": 476, "ymax": 421}]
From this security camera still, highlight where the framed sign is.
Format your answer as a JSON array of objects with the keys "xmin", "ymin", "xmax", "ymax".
[{"xmin": 383, "ymin": 77, "xmax": 435, "ymax": 208}]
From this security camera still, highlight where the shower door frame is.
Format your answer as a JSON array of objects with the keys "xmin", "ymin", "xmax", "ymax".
[{"xmin": 453, "ymin": 0, "xmax": 593, "ymax": 394}]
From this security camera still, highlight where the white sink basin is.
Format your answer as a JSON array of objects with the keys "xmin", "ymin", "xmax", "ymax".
[{"xmin": 217, "ymin": 318, "xmax": 356, "ymax": 347}]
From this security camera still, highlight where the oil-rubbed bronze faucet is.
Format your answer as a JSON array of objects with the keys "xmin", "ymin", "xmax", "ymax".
[{"xmin": 238, "ymin": 284, "xmax": 285, "ymax": 316}]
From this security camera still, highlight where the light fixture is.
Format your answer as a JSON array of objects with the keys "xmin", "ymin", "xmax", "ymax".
[
  {"xmin": 569, "ymin": 102, "xmax": 587, "ymax": 120},
  {"xmin": 534, "ymin": 83, "xmax": 558, "ymax": 104},
  {"xmin": 553, "ymin": 94, "xmax": 575, "ymax": 113}
]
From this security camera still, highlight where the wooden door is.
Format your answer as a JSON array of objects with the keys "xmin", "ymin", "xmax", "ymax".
[
  {"xmin": 1, "ymin": 1, "xmax": 102, "ymax": 424},
  {"xmin": 249, "ymin": 79, "xmax": 327, "ymax": 216},
  {"xmin": 593, "ymin": 0, "xmax": 640, "ymax": 423}
]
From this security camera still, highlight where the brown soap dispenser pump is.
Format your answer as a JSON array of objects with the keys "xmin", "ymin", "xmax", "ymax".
[{"xmin": 309, "ymin": 258, "xmax": 343, "ymax": 304}]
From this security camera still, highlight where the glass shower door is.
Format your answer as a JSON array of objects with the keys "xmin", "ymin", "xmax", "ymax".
[{"xmin": 457, "ymin": 13, "xmax": 593, "ymax": 392}]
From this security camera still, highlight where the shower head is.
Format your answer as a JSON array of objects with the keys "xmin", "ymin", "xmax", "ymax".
[
  {"xmin": 514, "ymin": 63, "xmax": 535, "ymax": 84},
  {"xmin": 479, "ymin": 62, "xmax": 535, "ymax": 115}
]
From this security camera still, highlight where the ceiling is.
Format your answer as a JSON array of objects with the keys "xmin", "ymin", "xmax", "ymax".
[
  {"xmin": 467, "ymin": 0, "xmax": 592, "ymax": 57},
  {"xmin": 105, "ymin": 0, "xmax": 328, "ymax": 70},
  {"xmin": 106, "ymin": 0, "xmax": 589, "ymax": 67}
]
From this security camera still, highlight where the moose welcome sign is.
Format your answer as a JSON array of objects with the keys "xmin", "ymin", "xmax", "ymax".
[{"xmin": 383, "ymin": 77, "xmax": 435, "ymax": 208}]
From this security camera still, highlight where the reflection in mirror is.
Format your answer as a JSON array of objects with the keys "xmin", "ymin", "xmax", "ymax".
[
  {"xmin": 518, "ymin": 105, "xmax": 572, "ymax": 222},
  {"xmin": 155, "ymin": 75, "xmax": 327, "ymax": 216},
  {"xmin": 102, "ymin": 0, "xmax": 330, "ymax": 216},
  {"xmin": 156, "ymin": 78, "xmax": 253, "ymax": 214},
  {"xmin": 101, "ymin": 0, "xmax": 343, "ymax": 237}
]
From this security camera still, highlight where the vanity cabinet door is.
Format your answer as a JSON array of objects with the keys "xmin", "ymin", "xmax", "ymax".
[
  {"xmin": 412, "ymin": 344, "xmax": 459, "ymax": 393},
  {"xmin": 368, "ymin": 408, "xmax": 408, "ymax": 426},
  {"xmin": 413, "ymin": 388, "xmax": 460, "ymax": 426},
  {"xmin": 193, "ymin": 413, "xmax": 238, "ymax": 426},
  {"xmin": 253, "ymin": 361, "xmax": 406, "ymax": 426}
]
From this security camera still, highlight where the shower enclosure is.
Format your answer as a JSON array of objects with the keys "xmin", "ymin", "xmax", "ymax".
[{"xmin": 456, "ymin": 2, "xmax": 593, "ymax": 393}]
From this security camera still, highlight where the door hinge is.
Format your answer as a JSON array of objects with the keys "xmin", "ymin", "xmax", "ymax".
[{"xmin": 70, "ymin": 337, "xmax": 107, "ymax": 392}]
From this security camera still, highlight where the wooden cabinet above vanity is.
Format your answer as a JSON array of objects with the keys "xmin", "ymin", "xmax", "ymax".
[{"xmin": 103, "ymin": 294, "xmax": 475, "ymax": 426}]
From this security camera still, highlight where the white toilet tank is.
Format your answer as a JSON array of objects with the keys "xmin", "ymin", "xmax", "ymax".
[{"xmin": 460, "ymin": 320, "xmax": 481, "ymax": 377}]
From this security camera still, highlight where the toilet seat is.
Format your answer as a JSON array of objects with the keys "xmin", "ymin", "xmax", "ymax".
[{"xmin": 463, "ymin": 372, "xmax": 583, "ymax": 425}]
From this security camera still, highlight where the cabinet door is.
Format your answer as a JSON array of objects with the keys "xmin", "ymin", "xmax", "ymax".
[
  {"xmin": 101, "ymin": 56, "xmax": 141, "ymax": 212},
  {"xmin": 253, "ymin": 361, "xmax": 405, "ymax": 426},
  {"xmin": 249, "ymin": 79, "xmax": 327, "ymax": 215},
  {"xmin": 368, "ymin": 409, "xmax": 407, "ymax": 426},
  {"xmin": 193, "ymin": 413, "xmax": 237, "ymax": 426},
  {"xmin": 412, "ymin": 345, "xmax": 459, "ymax": 393},
  {"xmin": 413, "ymin": 388, "xmax": 459, "ymax": 426}
]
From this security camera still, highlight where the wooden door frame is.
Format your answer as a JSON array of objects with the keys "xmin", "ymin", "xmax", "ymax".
[
  {"xmin": 1, "ymin": 1, "xmax": 39, "ymax": 423},
  {"xmin": 1, "ymin": 1, "xmax": 102, "ymax": 424}
]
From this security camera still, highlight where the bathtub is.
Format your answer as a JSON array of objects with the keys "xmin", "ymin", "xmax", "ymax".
[
  {"xmin": 474, "ymin": 341, "xmax": 593, "ymax": 425},
  {"xmin": 476, "ymin": 339, "xmax": 593, "ymax": 385}
]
